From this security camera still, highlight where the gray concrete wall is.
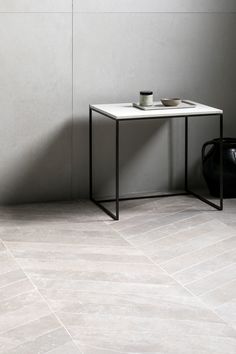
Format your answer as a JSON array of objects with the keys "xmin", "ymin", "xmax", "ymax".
[{"xmin": 0, "ymin": 0, "xmax": 235, "ymax": 204}]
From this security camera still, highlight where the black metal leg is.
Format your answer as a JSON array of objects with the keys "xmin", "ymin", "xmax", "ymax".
[
  {"xmin": 185, "ymin": 116, "xmax": 189, "ymax": 192},
  {"xmin": 187, "ymin": 114, "xmax": 224, "ymax": 211},
  {"xmin": 219, "ymin": 114, "xmax": 224, "ymax": 210},
  {"xmin": 89, "ymin": 107, "xmax": 93, "ymax": 200},
  {"xmin": 115, "ymin": 120, "xmax": 120, "ymax": 220},
  {"xmin": 89, "ymin": 108, "xmax": 120, "ymax": 220}
]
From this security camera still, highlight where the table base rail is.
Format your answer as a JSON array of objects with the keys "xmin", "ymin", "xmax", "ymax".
[
  {"xmin": 91, "ymin": 190, "xmax": 222, "ymax": 220},
  {"xmin": 187, "ymin": 189, "xmax": 223, "ymax": 211}
]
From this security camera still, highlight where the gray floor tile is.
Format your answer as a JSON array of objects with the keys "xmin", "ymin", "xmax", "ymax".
[
  {"xmin": 0, "ymin": 198, "xmax": 236, "ymax": 352},
  {"xmin": 172, "ymin": 249, "xmax": 236, "ymax": 284},
  {"xmin": 162, "ymin": 235, "xmax": 236, "ymax": 274},
  {"xmin": 0, "ymin": 314, "xmax": 60, "ymax": 352},
  {"xmin": 185, "ymin": 264, "xmax": 236, "ymax": 296},
  {"xmin": 200, "ymin": 280, "xmax": 236, "ymax": 308},
  {"xmin": 2, "ymin": 327, "xmax": 73, "ymax": 354}
]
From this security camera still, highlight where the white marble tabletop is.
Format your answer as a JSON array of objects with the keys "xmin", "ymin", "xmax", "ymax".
[{"xmin": 90, "ymin": 101, "xmax": 223, "ymax": 120}]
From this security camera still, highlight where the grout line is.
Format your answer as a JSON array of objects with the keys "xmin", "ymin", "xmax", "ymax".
[
  {"xmin": 0, "ymin": 276, "xmax": 28, "ymax": 290},
  {"xmin": 44, "ymin": 338, "xmax": 78, "ymax": 354},
  {"xmin": 7, "ymin": 326, "xmax": 66, "ymax": 354},
  {"xmin": 0, "ymin": 288, "xmax": 35, "ymax": 304},
  {"xmin": 156, "ymin": 234, "xmax": 235, "ymax": 269},
  {"xmin": 116, "ymin": 207, "xmax": 204, "ymax": 236},
  {"xmin": 160, "ymin": 234, "xmax": 236, "ymax": 269},
  {"xmin": 2, "ymin": 239, "xmax": 85, "ymax": 354},
  {"xmin": 121, "ymin": 212, "xmax": 213, "ymax": 245},
  {"xmin": 133, "ymin": 229, "xmax": 234, "ymax": 258},
  {"xmin": 73, "ymin": 342, "xmax": 125, "ymax": 354},
  {"xmin": 214, "ymin": 296, "xmax": 236, "ymax": 310},
  {"xmin": 171, "ymin": 246, "xmax": 236, "ymax": 276},
  {"xmin": 45, "ymin": 340, "xmax": 83, "ymax": 354},
  {"xmin": 192, "ymin": 277, "xmax": 236, "ymax": 298},
  {"xmin": 181, "ymin": 262, "xmax": 236, "ymax": 288},
  {"xmin": 109, "ymin": 222, "xmax": 236, "ymax": 331},
  {"xmin": 0, "ymin": 314, "xmax": 60, "ymax": 337}
]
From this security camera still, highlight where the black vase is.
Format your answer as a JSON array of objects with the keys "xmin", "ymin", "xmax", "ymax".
[{"xmin": 202, "ymin": 138, "xmax": 236, "ymax": 198}]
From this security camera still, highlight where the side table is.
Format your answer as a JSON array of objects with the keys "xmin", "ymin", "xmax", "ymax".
[{"xmin": 89, "ymin": 101, "xmax": 223, "ymax": 220}]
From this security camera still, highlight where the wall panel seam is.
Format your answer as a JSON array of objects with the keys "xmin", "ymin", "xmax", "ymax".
[
  {"xmin": 73, "ymin": 11, "xmax": 236, "ymax": 14},
  {"xmin": 0, "ymin": 12, "xmax": 235, "ymax": 14},
  {"xmin": 0, "ymin": 12, "xmax": 72, "ymax": 14},
  {"xmin": 71, "ymin": 0, "xmax": 74, "ymax": 199}
]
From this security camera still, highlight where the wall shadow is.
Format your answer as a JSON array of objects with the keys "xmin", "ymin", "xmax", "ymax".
[
  {"xmin": 0, "ymin": 120, "xmax": 72, "ymax": 206},
  {"xmin": 77, "ymin": 113, "xmax": 181, "ymax": 202}
]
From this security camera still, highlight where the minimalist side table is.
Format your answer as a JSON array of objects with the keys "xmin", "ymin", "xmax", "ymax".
[{"xmin": 89, "ymin": 101, "xmax": 223, "ymax": 220}]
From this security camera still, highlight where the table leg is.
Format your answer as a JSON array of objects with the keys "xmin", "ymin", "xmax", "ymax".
[
  {"xmin": 187, "ymin": 113, "xmax": 223, "ymax": 211},
  {"xmin": 89, "ymin": 107, "xmax": 93, "ymax": 200},
  {"xmin": 219, "ymin": 113, "xmax": 224, "ymax": 210},
  {"xmin": 115, "ymin": 120, "xmax": 120, "ymax": 220},
  {"xmin": 89, "ymin": 108, "xmax": 120, "ymax": 220},
  {"xmin": 185, "ymin": 116, "xmax": 189, "ymax": 192}
]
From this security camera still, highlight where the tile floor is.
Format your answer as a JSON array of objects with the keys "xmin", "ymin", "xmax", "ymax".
[{"xmin": 0, "ymin": 196, "xmax": 236, "ymax": 353}]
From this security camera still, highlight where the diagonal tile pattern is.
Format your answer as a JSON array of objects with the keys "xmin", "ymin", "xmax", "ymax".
[{"xmin": 0, "ymin": 196, "xmax": 236, "ymax": 353}]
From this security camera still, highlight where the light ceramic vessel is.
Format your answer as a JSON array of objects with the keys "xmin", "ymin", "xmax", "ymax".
[
  {"xmin": 161, "ymin": 98, "xmax": 181, "ymax": 107},
  {"xmin": 139, "ymin": 91, "xmax": 153, "ymax": 106}
]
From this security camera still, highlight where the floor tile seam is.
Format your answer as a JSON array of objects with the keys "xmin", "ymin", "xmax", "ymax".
[
  {"xmin": 143, "ymin": 221, "xmax": 236, "ymax": 247},
  {"xmin": 111, "ymin": 227, "xmax": 190, "ymax": 287},
  {"xmin": 0, "ymin": 237, "xmax": 6, "ymax": 244},
  {"xmin": 113, "ymin": 207, "xmax": 199, "ymax": 234},
  {"xmin": 127, "ymin": 209, "xmax": 236, "ymax": 238},
  {"xmin": 3, "ymin": 240, "xmax": 129, "ymax": 246},
  {"xmin": 159, "ymin": 235, "xmax": 236, "ymax": 270},
  {"xmin": 0, "ymin": 288, "xmax": 36, "ymax": 303},
  {"xmin": 1, "ymin": 326, "xmax": 71, "ymax": 354},
  {"xmin": 110, "ymin": 209, "xmax": 184, "ymax": 231},
  {"xmin": 215, "ymin": 297, "xmax": 236, "ymax": 310},
  {"xmin": 129, "ymin": 233, "xmax": 234, "ymax": 268},
  {"xmin": 0, "ymin": 262, "xmax": 19, "ymax": 271},
  {"xmin": 0, "ymin": 324, "xmax": 63, "ymax": 352},
  {"xmin": 39, "ymin": 289, "xmax": 193, "ymax": 301},
  {"xmin": 54, "ymin": 309, "xmax": 236, "ymax": 330},
  {"xmin": 44, "ymin": 340, "xmax": 82, "ymax": 354},
  {"xmin": 128, "ymin": 228, "xmax": 234, "ymax": 253},
  {"xmin": 114, "ymin": 228, "xmax": 236, "ymax": 332},
  {"xmin": 43, "ymin": 339, "xmax": 82, "ymax": 354},
  {"xmin": 155, "ymin": 263, "xmax": 236, "ymax": 332},
  {"xmin": 1, "ymin": 251, "xmax": 148, "ymax": 258},
  {"xmin": 27, "ymin": 277, "xmax": 175, "ymax": 287},
  {"xmin": 2, "ymin": 226, "xmax": 142, "ymax": 253},
  {"xmin": 2, "ymin": 240, "xmax": 84, "ymax": 354},
  {"xmin": 35, "ymin": 286, "xmax": 85, "ymax": 354},
  {"xmin": 50, "ymin": 315, "xmax": 234, "ymax": 330},
  {"xmin": 0, "ymin": 275, "xmax": 28, "ymax": 290},
  {"xmin": 181, "ymin": 262, "xmax": 236, "ymax": 287},
  {"xmin": 10, "ymin": 257, "xmax": 153, "ymax": 265},
  {"xmin": 121, "ymin": 215, "xmax": 218, "ymax": 244},
  {"xmin": 195, "ymin": 278, "xmax": 236, "ymax": 299},
  {"xmin": 170, "ymin": 246, "xmax": 236, "ymax": 277},
  {"xmin": 74, "ymin": 342, "xmax": 125, "ymax": 354},
  {"xmin": 57, "ymin": 325, "xmax": 236, "ymax": 340},
  {"xmin": 0, "ymin": 312, "xmax": 61, "ymax": 337},
  {"xmin": 4, "ymin": 240, "xmax": 136, "ymax": 249}
]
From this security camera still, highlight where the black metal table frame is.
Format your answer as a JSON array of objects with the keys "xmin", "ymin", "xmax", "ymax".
[{"xmin": 90, "ymin": 106, "xmax": 223, "ymax": 220}]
